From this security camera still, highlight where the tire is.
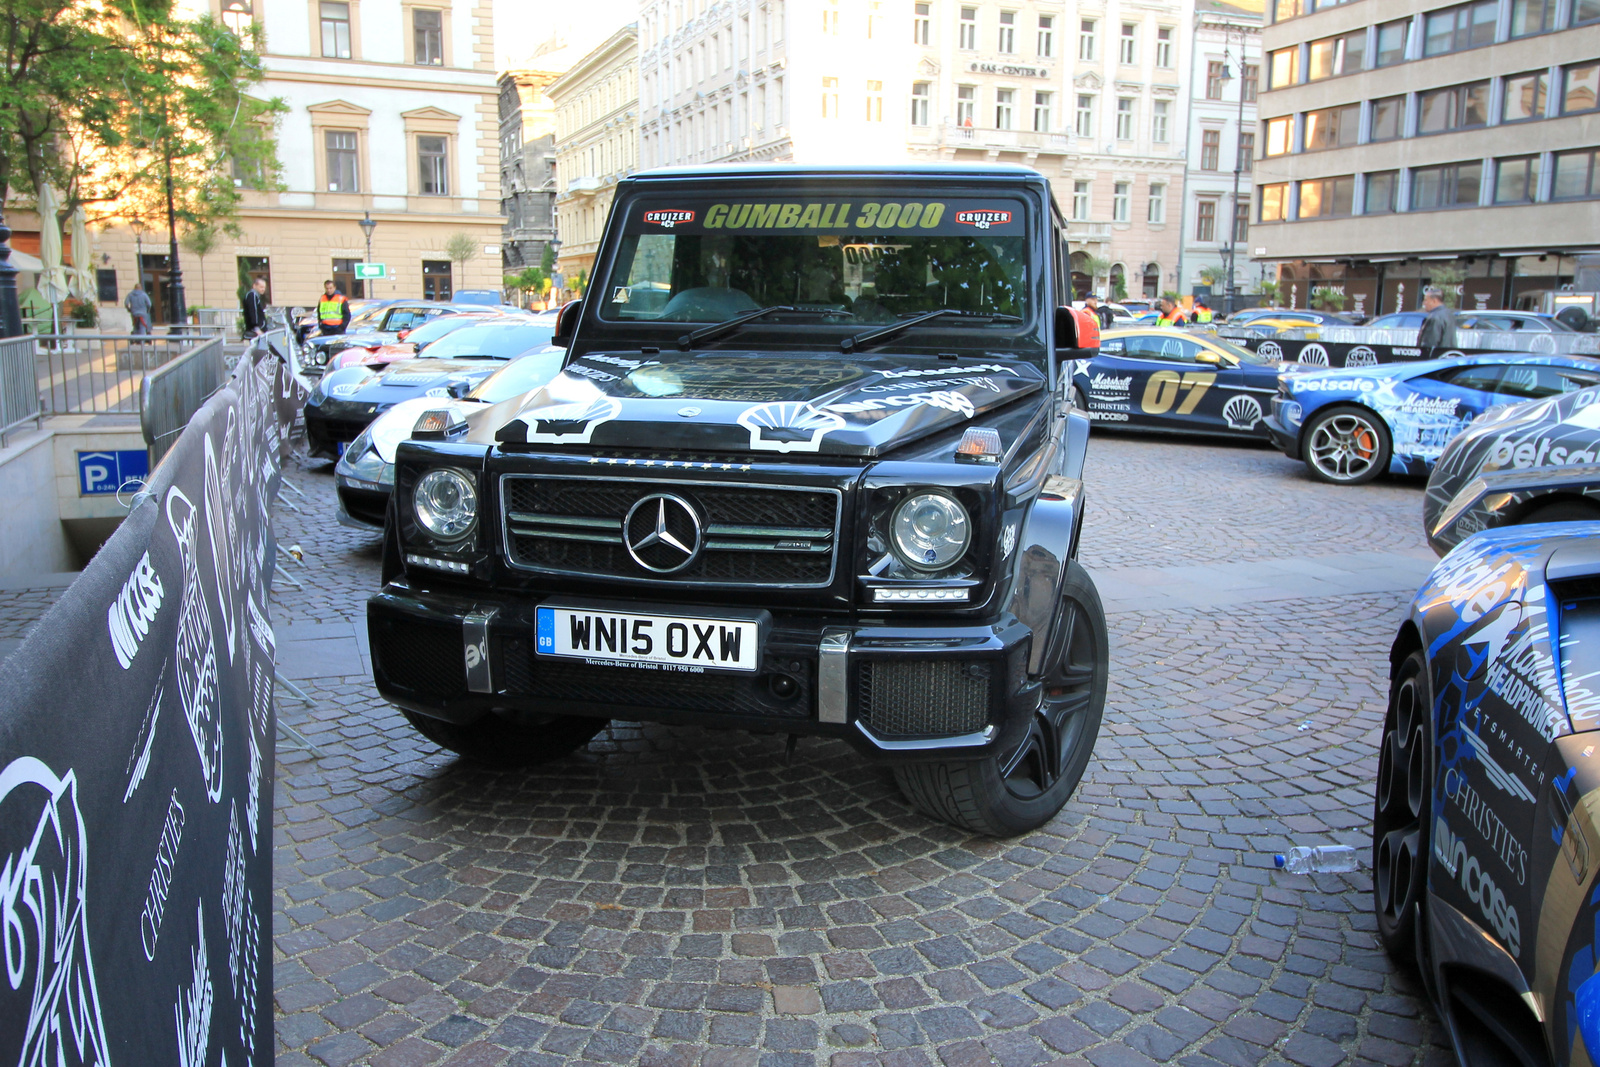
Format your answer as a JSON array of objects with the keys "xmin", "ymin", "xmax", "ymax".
[
  {"xmin": 1071, "ymin": 386, "xmax": 1089, "ymax": 413},
  {"xmin": 1518, "ymin": 499, "xmax": 1600, "ymax": 527},
  {"xmin": 402, "ymin": 708, "xmax": 608, "ymax": 769},
  {"xmin": 1373, "ymin": 649, "xmax": 1431, "ymax": 964},
  {"xmin": 894, "ymin": 560, "xmax": 1108, "ymax": 836},
  {"xmin": 1303, "ymin": 405, "xmax": 1392, "ymax": 485}
]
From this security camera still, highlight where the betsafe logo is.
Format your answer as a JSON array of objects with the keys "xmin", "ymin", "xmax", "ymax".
[{"xmin": 643, "ymin": 209, "xmax": 696, "ymax": 228}]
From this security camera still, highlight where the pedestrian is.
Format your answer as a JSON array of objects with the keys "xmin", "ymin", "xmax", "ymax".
[
  {"xmin": 125, "ymin": 284, "xmax": 152, "ymax": 336},
  {"xmin": 1418, "ymin": 286, "xmax": 1457, "ymax": 350},
  {"xmin": 316, "ymin": 279, "xmax": 350, "ymax": 336},
  {"xmin": 1084, "ymin": 293, "xmax": 1115, "ymax": 331},
  {"xmin": 1156, "ymin": 297, "xmax": 1187, "ymax": 328},
  {"xmin": 1193, "ymin": 299, "xmax": 1215, "ymax": 324},
  {"xmin": 242, "ymin": 277, "xmax": 269, "ymax": 338}
]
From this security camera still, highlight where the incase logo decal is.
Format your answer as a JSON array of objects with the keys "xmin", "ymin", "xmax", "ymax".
[
  {"xmin": 955, "ymin": 209, "xmax": 1013, "ymax": 229},
  {"xmin": 643, "ymin": 209, "xmax": 695, "ymax": 228}
]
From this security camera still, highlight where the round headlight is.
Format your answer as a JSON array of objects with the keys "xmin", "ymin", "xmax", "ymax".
[
  {"xmin": 413, "ymin": 469, "xmax": 477, "ymax": 541},
  {"xmin": 890, "ymin": 492, "xmax": 971, "ymax": 572},
  {"xmin": 315, "ymin": 350, "xmax": 329, "ymax": 365}
]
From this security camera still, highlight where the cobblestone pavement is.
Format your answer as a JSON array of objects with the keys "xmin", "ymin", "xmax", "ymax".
[{"xmin": 266, "ymin": 430, "xmax": 1457, "ymax": 1067}]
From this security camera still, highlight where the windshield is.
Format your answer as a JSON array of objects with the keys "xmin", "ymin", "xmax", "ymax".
[
  {"xmin": 599, "ymin": 195, "xmax": 1033, "ymax": 330},
  {"xmin": 406, "ymin": 315, "xmax": 483, "ymax": 346},
  {"xmin": 1211, "ymin": 337, "xmax": 1275, "ymax": 365},
  {"xmin": 421, "ymin": 322, "xmax": 554, "ymax": 360},
  {"xmin": 470, "ymin": 348, "xmax": 566, "ymax": 403}
]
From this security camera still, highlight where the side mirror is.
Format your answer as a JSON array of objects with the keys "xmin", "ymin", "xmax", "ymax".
[
  {"xmin": 1055, "ymin": 305, "xmax": 1100, "ymax": 353},
  {"xmin": 1194, "ymin": 350, "xmax": 1225, "ymax": 366},
  {"xmin": 552, "ymin": 300, "xmax": 584, "ymax": 348}
]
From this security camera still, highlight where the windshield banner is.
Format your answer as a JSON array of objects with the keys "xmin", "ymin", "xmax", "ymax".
[{"xmin": 624, "ymin": 199, "xmax": 1027, "ymax": 237}]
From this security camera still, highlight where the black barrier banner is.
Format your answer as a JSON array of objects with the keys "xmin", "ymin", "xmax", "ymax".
[
  {"xmin": 1239, "ymin": 336, "xmax": 1451, "ymax": 368},
  {"xmin": 0, "ymin": 339, "xmax": 300, "ymax": 1066}
]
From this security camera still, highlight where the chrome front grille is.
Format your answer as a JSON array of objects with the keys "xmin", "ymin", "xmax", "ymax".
[{"xmin": 500, "ymin": 475, "xmax": 842, "ymax": 587}]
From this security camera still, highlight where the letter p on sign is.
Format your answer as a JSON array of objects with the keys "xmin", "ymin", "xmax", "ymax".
[{"xmin": 78, "ymin": 448, "xmax": 151, "ymax": 495}]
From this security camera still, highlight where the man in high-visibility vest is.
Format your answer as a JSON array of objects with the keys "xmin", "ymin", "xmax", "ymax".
[
  {"xmin": 1156, "ymin": 297, "xmax": 1187, "ymax": 328},
  {"xmin": 1193, "ymin": 299, "xmax": 1215, "ymax": 324},
  {"xmin": 316, "ymin": 279, "xmax": 350, "ymax": 335}
]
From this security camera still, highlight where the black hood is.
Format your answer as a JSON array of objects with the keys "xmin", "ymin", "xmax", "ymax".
[{"xmin": 493, "ymin": 351, "xmax": 1046, "ymax": 457}]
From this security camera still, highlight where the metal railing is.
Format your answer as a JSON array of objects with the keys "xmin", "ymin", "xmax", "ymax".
[
  {"xmin": 0, "ymin": 336, "xmax": 41, "ymax": 443},
  {"xmin": 34, "ymin": 330, "xmax": 223, "ymax": 416},
  {"xmin": 140, "ymin": 335, "xmax": 228, "ymax": 466},
  {"xmin": 1217, "ymin": 323, "xmax": 1600, "ymax": 356}
]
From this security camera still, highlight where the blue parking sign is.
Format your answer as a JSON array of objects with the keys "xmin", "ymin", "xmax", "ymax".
[{"xmin": 77, "ymin": 449, "xmax": 150, "ymax": 496}]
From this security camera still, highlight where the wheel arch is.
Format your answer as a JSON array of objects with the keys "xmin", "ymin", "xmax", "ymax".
[
  {"xmin": 1507, "ymin": 492, "xmax": 1600, "ymax": 525},
  {"xmin": 1297, "ymin": 398, "xmax": 1390, "ymax": 456}
]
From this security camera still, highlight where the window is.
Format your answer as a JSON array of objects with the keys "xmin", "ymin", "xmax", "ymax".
[
  {"xmin": 1233, "ymin": 201, "xmax": 1250, "ymax": 242},
  {"xmin": 1033, "ymin": 91, "xmax": 1052, "ymax": 132},
  {"xmin": 1075, "ymin": 94, "xmax": 1093, "ymax": 136},
  {"xmin": 1196, "ymin": 200, "xmax": 1217, "ymax": 241},
  {"xmin": 1115, "ymin": 98, "xmax": 1133, "ymax": 140},
  {"xmin": 1148, "ymin": 183, "xmax": 1166, "ymax": 223},
  {"xmin": 96, "ymin": 268, "xmax": 119, "ymax": 303},
  {"xmin": 1201, "ymin": 129, "xmax": 1221, "ymax": 170},
  {"xmin": 325, "ymin": 130, "xmax": 358, "ymax": 191},
  {"xmin": 1371, "ymin": 95, "xmax": 1405, "ymax": 140},
  {"xmin": 1503, "ymin": 71, "xmax": 1547, "ymax": 122},
  {"xmin": 821, "ymin": 77, "xmax": 839, "ymax": 118},
  {"xmin": 413, "ymin": 9, "xmax": 442, "ymax": 64},
  {"xmin": 1375, "ymin": 19, "xmax": 1410, "ymax": 67},
  {"xmin": 1207, "ymin": 62, "xmax": 1226, "ymax": 100},
  {"xmin": 331, "ymin": 257, "xmax": 363, "ymax": 299},
  {"xmin": 1303, "ymin": 105, "xmax": 1359, "ymax": 150},
  {"xmin": 1242, "ymin": 65, "xmax": 1258, "ymax": 102},
  {"xmin": 1264, "ymin": 116, "xmax": 1291, "ymax": 157},
  {"xmin": 1563, "ymin": 64, "xmax": 1600, "ymax": 115},
  {"xmin": 914, "ymin": 2, "xmax": 930, "ymax": 44},
  {"xmin": 867, "ymin": 2, "xmax": 883, "ymax": 39},
  {"xmin": 1298, "ymin": 176, "xmax": 1353, "ymax": 217},
  {"xmin": 866, "ymin": 80, "xmax": 883, "ymax": 121},
  {"xmin": 1418, "ymin": 81, "xmax": 1489, "ymax": 134},
  {"xmin": 222, "ymin": 0, "xmax": 253, "ymax": 38},
  {"xmin": 230, "ymin": 123, "xmax": 268, "ymax": 188},
  {"xmin": 998, "ymin": 10, "xmax": 1015, "ymax": 52},
  {"xmin": 1142, "ymin": 265, "xmax": 1159, "ymax": 299},
  {"xmin": 1495, "ymin": 156, "xmax": 1541, "ymax": 203},
  {"xmin": 1309, "ymin": 30, "xmax": 1365, "ymax": 80},
  {"xmin": 821, "ymin": 1, "xmax": 838, "ymax": 34},
  {"xmin": 1411, "ymin": 161, "xmax": 1483, "ymax": 209},
  {"xmin": 959, "ymin": 6, "xmax": 977, "ymax": 49},
  {"xmin": 1579, "ymin": 0, "xmax": 1600, "ymax": 24},
  {"xmin": 1119, "ymin": 22, "xmax": 1136, "ymax": 64},
  {"xmin": 1269, "ymin": 47, "xmax": 1299, "ymax": 89},
  {"xmin": 1037, "ymin": 15, "xmax": 1054, "ymax": 57},
  {"xmin": 1112, "ymin": 181, "xmax": 1130, "ymax": 222},
  {"xmin": 1239, "ymin": 133, "xmax": 1254, "ymax": 172},
  {"xmin": 956, "ymin": 85, "xmax": 975, "ymax": 126},
  {"xmin": 422, "ymin": 260, "xmax": 452, "ymax": 301},
  {"xmin": 1072, "ymin": 181, "xmax": 1091, "ymax": 220},
  {"xmin": 1151, "ymin": 100, "xmax": 1169, "ymax": 143},
  {"xmin": 1365, "ymin": 171, "xmax": 1398, "ymax": 214},
  {"xmin": 1155, "ymin": 27, "xmax": 1173, "ymax": 68},
  {"xmin": 1423, "ymin": 1, "xmax": 1497, "ymax": 57},
  {"xmin": 1259, "ymin": 183, "xmax": 1288, "ymax": 221},
  {"xmin": 319, "ymin": 0, "xmax": 351, "ymax": 58},
  {"xmin": 1511, "ymin": 0, "xmax": 1552, "ymax": 35},
  {"xmin": 995, "ymin": 89, "xmax": 1014, "ymax": 130},
  {"xmin": 1552, "ymin": 149, "xmax": 1600, "ymax": 200},
  {"xmin": 418, "ymin": 135, "xmax": 448, "ymax": 194},
  {"xmin": 910, "ymin": 81, "xmax": 930, "ymax": 125},
  {"xmin": 1078, "ymin": 19, "xmax": 1096, "ymax": 60}
]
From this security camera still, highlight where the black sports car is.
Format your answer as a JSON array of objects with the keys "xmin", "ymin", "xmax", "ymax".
[
  {"xmin": 1376, "ymin": 523, "xmax": 1600, "ymax": 1065},
  {"xmin": 1424, "ymin": 380, "xmax": 1600, "ymax": 554},
  {"xmin": 1064, "ymin": 327, "xmax": 1286, "ymax": 437}
]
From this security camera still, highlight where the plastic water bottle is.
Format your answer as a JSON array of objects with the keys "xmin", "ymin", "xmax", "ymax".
[{"xmin": 1274, "ymin": 845, "xmax": 1359, "ymax": 874}]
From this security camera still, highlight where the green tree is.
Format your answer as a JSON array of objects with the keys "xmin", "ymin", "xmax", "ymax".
[
  {"xmin": 540, "ymin": 242, "xmax": 556, "ymax": 271},
  {"xmin": 445, "ymin": 232, "xmax": 478, "ymax": 288},
  {"xmin": 1255, "ymin": 279, "xmax": 1282, "ymax": 306},
  {"xmin": 570, "ymin": 268, "xmax": 588, "ymax": 297},
  {"xmin": 1198, "ymin": 265, "xmax": 1226, "ymax": 288},
  {"xmin": 1428, "ymin": 264, "xmax": 1467, "ymax": 308},
  {"xmin": 1311, "ymin": 286, "xmax": 1347, "ymax": 313},
  {"xmin": 180, "ymin": 223, "xmax": 218, "ymax": 308},
  {"xmin": 1110, "ymin": 272, "xmax": 1128, "ymax": 302}
]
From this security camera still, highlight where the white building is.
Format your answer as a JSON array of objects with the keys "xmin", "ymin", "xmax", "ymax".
[{"xmin": 1177, "ymin": 0, "xmax": 1262, "ymax": 307}]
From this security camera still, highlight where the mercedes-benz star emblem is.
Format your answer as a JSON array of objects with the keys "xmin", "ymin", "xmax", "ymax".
[{"xmin": 624, "ymin": 493, "xmax": 702, "ymax": 573}]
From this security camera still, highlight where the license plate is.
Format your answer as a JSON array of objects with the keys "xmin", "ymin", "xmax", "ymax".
[{"xmin": 536, "ymin": 606, "xmax": 760, "ymax": 672}]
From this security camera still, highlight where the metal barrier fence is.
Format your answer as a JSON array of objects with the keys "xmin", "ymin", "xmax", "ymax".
[
  {"xmin": 0, "ymin": 336, "xmax": 41, "ymax": 443},
  {"xmin": 139, "ymin": 336, "xmax": 228, "ymax": 465},
  {"xmin": 1214, "ymin": 323, "xmax": 1600, "ymax": 356},
  {"xmin": 34, "ymin": 330, "xmax": 223, "ymax": 416}
]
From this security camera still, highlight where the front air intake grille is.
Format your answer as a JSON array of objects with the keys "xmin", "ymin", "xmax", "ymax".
[
  {"xmin": 501, "ymin": 476, "xmax": 840, "ymax": 588},
  {"xmin": 373, "ymin": 616, "xmax": 465, "ymax": 697},
  {"xmin": 858, "ymin": 659, "xmax": 992, "ymax": 736}
]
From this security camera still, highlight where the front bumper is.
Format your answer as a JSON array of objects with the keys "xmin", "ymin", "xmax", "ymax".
[
  {"xmin": 1263, "ymin": 404, "xmax": 1301, "ymax": 459},
  {"xmin": 368, "ymin": 586, "xmax": 1039, "ymax": 761},
  {"xmin": 305, "ymin": 400, "xmax": 386, "ymax": 458}
]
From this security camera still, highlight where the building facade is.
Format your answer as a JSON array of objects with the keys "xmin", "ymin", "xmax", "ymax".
[
  {"xmin": 1252, "ymin": 0, "xmax": 1600, "ymax": 316},
  {"xmin": 547, "ymin": 26, "xmax": 640, "ymax": 288},
  {"xmin": 1178, "ymin": 1, "xmax": 1262, "ymax": 305},
  {"xmin": 73, "ymin": 0, "xmax": 504, "ymax": 325},
  {"xmin": 637, "ymin": 0, "xmax": 1194, "ymax": 302},
  {"xmin": 498, "ymin": 64, "xmax": 562, "ymax": 273}
]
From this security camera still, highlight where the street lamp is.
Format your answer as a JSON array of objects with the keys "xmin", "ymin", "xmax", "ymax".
[
  {"xmin": 358, "ymin": 212, "xmax": 377, "ymax": 297},
  {"xmin": 1219, "ymin": 30, "xmax": 1250, "ymax": 316}
]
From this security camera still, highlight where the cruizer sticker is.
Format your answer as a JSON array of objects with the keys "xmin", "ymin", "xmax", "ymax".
[
  {"xmin": 643, "ymin": 209, "xmax": 695, "ymax": 227},
  {"xmin": 736, "ymin": 402, "xmax": 847, "ymax": 453},
  {"xmin": 955, "ymin": 209, "xmax": 1013, "ymax": 229}
]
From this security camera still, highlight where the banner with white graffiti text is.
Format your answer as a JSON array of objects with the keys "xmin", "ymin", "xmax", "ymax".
[{"xmin": 0, "ymin": 337, "xmax": 300, "ymax": 1066}]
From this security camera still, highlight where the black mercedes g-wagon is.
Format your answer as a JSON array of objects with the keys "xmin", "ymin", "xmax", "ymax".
[{"xmin": 368, "ymin": 163, "xmax": 1107, "ymax": 835}]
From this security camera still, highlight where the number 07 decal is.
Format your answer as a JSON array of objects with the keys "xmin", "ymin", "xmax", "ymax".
[{"xmin": 1141, "ymin": 371, "xmax": 1216, "ymax": 415}]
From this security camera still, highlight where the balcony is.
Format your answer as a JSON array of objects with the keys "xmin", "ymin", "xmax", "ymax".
[
  {"xmin": 932, "ymin": 124, "xmax": 1073, "ymax": 153},
  {"xmin": 1067, "ymin": 222, "xmax": 1111, "ymax": 244}
]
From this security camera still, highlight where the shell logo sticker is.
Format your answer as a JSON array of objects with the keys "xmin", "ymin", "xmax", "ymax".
[
  {"xmin": 643, "ymin": 209, "xmax": 695, "ymax": 228},
  {"xmin": 955, "ymin": 209, "xmax": 1013, "ymax": 229}
]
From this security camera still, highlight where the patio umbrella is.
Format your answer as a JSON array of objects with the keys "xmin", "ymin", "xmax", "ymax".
[
  {"xmin": 68, "ymin": 205, "xmax": 94, "ymax": 299},
  {"xmin": 35, "ymin": 185, "xmax": 70, "ymax": 332}
]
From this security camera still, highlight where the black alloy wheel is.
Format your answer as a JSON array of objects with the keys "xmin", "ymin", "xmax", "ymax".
[
  {"xmin": 895, "ymin": 561, "xmax": 1108, "ymax": 836},
  {"xmin": 1373, "ymin": 649, "xmax": 1431, "ymax": 963}
]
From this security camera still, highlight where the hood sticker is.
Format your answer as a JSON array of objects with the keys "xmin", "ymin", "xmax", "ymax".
[
  {"xmin": 736, "ymin": 402, "xmax": 847, "ymax": 453},
  {"xmin": 525, "ymin": 396, "xmax": 625, "ymax": 444}
]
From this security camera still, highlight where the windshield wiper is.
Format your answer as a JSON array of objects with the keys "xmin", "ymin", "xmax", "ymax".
[
  {"xmin": 677, "ymin": 305, "xmax": 797, "ymax": 350},
  {"xmin": 840, "ymin": 309, "xmax": 1023, "ymax": 353}
]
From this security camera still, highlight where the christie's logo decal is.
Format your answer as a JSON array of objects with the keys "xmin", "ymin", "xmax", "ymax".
[
  {"xmin": 643, "ymin": 209, "xmax": 695, "ymax": 228},
  {"xmin": 955, "ymin": 209, "xmax": 1013, "ymax": 229}
]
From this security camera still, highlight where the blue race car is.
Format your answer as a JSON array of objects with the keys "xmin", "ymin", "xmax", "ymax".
[
  {"xmin": 1375, "ymin": 523, "xmax": 1600, "ymax": 1065},
  {"xmin": 1264, "ymin": 353, "xmax": 1600, "ymax": 485}
]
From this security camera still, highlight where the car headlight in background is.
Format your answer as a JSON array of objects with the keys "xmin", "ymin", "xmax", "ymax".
[
  {"xmin": 413, "ymin": 469, "xmax": 477, "ymax": 540},
  {"xmin": 891, "ymin": 492, "xmax": 971, "ymax": 571}
]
